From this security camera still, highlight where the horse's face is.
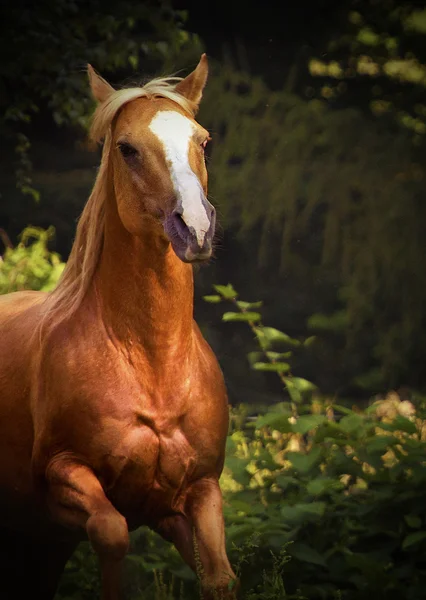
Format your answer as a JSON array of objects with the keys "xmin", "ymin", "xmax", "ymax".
[
  {"xmin": 111, "ymin": 98, "xmax": 215, "ymax": 262},
  {"xmin": 89, "ymin": 55, "xmax": 214, "ymax": 263}
]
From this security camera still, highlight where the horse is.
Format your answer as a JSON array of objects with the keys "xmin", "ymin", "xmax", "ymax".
[{"xmin": 0, "ymin": 54, "xmax": 237, "ymax": 599}]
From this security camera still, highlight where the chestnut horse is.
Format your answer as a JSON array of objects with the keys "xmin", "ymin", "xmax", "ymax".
[{"xmin": 0, "ymin": 55, "xmax": 236, "ymax": 599}]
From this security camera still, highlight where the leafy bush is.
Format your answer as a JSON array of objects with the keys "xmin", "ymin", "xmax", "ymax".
[
  {"xmin": 222, "ymin": 392, "xmax": 426, "ymax": 600},
  {"xmin": 209, "ymin": 285, "xmax": 426, "ymax": 600},
  {"xmin": 0, "ymin": 226, "xmax": 64, "ymax": 294}
]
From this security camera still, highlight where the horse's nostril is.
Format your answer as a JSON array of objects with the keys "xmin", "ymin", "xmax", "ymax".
[{"xmin": 172, "ymin": 212, "xmax": 190, "ymax": 240}]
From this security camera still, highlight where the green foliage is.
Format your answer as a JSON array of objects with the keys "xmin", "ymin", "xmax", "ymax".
[
  {"xmin": 56, "ymin": 543, "xmax": 101, "ymax": 599},
  {"xmin": 308, "ymin": 1, "xmax": 426, "ymax": 139},
  {"xmin": 213, "ymin": 284, "xmax": 238, "ymax": 300},
  {"xmin": 203, "ymin": 285, "xmax": 426, "ymax": 599},
  {"xmin": 205, "ymin": 284, "xmax": 316, "ymax": 413},
  {"xmin": 0, "ymin": 0, "xmax": 202, "ymax": 199},
  {"xmin": 221, "ymin": 391, "xmax": 426, "ymax": 600},
  {"xmin": 223, "ymin": 311, "xmax": 262, "ymax": 323},
  {"xmin": 0, "ymin": 226, "xmax": 64, "ymax": 294}
]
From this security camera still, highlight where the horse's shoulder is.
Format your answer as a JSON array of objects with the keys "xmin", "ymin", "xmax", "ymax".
[
  {"xmin": 0, "ymin": 291, "xmax": 46, "ymax": 358},
  {"xmin": 38, "ymin": 314, "xmax": 125, "ymax": 394}
]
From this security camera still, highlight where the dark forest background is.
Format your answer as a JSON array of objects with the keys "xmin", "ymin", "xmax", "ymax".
[{"xmin": 2, "ymin": 0, "xmax": 426, "ymax": 407}]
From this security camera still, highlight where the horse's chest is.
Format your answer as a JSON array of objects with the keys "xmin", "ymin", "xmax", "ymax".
[{"xmin": 104, "ymin": 422, "xmax": 199, "ymax": 523}]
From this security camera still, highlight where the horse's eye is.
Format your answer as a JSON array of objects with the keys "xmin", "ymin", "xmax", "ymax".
[
  {"xmin": 118, "ymin": 142, "xmax": 138, "ymax": 159},
  {"xmin": 201, "ymin": 137, "xmax": 211, "ymax": 150}
]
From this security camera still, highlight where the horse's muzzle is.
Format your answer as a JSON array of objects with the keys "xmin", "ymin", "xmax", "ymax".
[{"xmin": 164, "ymin": 207, "xmax": 216, "ymax": 263}]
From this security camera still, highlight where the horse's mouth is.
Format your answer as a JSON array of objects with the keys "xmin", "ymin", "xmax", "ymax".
[{"xmin": 163, "ymin": 212, "xmax": 214, "ymax": 263}]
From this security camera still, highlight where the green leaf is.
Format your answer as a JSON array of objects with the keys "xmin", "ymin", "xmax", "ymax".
[
  {"xmin": 402, "ymin": 531, "xmax": 426, "ymax": 550},
  {"xmin": 213, "ymin": 284, "xmax": 237, "ymax": 299},
  {"xmin": 357, "ymin": 27, "xmax": 380, "ymax": 46},
  {"xmin": 289, "ymin": 542, "xmax": 327, "ymax": 567},
  {"xmin": 236, "ymin": 300, "xmax": 263, "ymax": 309},
  {"xmin": 287, "ymin": 447, "xmax": 322, "ymax": 473},
  {"xmin": 230, "ymin": 499, "xmax": 254, "ymax": 514},
  {"xmin": 313, "ymin": 421, "xmax": 345, "ymax": 443},
  {"xmin": 349, "ymin": 11, "xmax": 363, "ymax": 25},
  {"xmin": 339, "ymin": 413, "xmax": 364, "ymax": 434},
  {"xmin": 333, "ymin": 404, "xmax": 356, "ymax": 416},
  {"xmin": 285, "ymin": 379, "xmax": 302, "ymax": 404},
  {"xmin": 275, "ymin": 474, "xmax": 300, "ymax": 490},
  {"xmin": 266, "ymin": 351, "xmax": 292, "ymax": 360},
  {"xmin": 203, "ymin": 295, "xmax": 222, "ymax": 303},
  {"xmin": 365, "ymin": 435, "xmax": 396, "ymax": 454},
  {"xmin": 404, "ymin": 9, "xmax": 426, "ymax": 34},
  {"xmin": 289, "ymin": 377, "xmax": 317, "ymax": 393},
  {"xmin": 285, "ymin": 377, "xmax": 317, "ymax": 403},
  {"xmin": 292, "ymin": 414, "xmax": 326, "ymax": 434},
  {"xmin": 227, "ymin": 489, "xmax": 259, "ymax": 508},
  {"xmin": 256, "ymin": 327, "xmax": 301, "ymax": 347},
  {"xmin": 307, "ymin": 477, "xmax": 344, "ymax": 496},
  {"xmin": 222, "ymin": 311, "xmax": 261, "ymax": 322},
  {"xmin": 303, "ymin": 336, "xmax": 317, "ymax": 347},
  {"xmin": 128, "ymin": 54, "xmax": 139, "ymax": 69},
  {"xmin": 392, "ymin": 415, "xmax": 417, "ymax": 435},
  {"xmin": 255, "ymin": 412, "xmax": 293, "ymax": 433},
  {"xmin": 256, "ymin": 448, "xmax": 280, "ymax": 470},
  {"xmin": 247, "ymin": 351, "xmax": 264, "ymax": 365},
  {"xmin": 404, "ymin": 514, "xmax": 422, "ymax": 529},
  {"xmin": 282, "ymin": 501, "xmax": 326, "ymax": 524},
  {"xmin": 252, "ymin": 361, "xmax": 291, "ymax": 373},
  {"xmin": 225, "ymin": 436, "xmax": 237, "ymax": 453},
  {"xmin": 225, "ymin": 457, "xmax": 252, "ymax": 486}
]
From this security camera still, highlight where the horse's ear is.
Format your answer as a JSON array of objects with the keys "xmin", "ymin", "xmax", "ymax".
[
  {"xmin": 87, "ymin": 64, "xmax": 115, "ymax": 103},
  {"xmin": 175, "ymin": 54, "xmax": 208, "ymax": 109}
]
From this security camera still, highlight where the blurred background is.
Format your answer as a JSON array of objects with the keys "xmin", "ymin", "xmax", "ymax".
[{"xmin": 2, "ymin": 1, "xmax": 426, "ymax": 598}]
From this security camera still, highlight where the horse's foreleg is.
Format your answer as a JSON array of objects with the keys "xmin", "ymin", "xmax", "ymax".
[
  {"xmin": 45, "ymin": 461, "xmax": 129, "ymax": 600},
  {"xmin": 159, "ymin": 478, "xmax": 238, "ymax": 599}
]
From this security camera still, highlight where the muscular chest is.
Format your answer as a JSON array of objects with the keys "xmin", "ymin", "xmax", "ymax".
[
  {"xmin": 39, "ymin": 338, "xmax": 229, "ymax": 523},
  {"xmin": 97, "ymin": 411, "xmax": 223, "ymax": 525}
]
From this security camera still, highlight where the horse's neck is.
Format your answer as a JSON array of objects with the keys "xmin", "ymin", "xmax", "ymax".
[{"xmin": 94, "ymin": 195, "xmax": 195, "ymax": 367}]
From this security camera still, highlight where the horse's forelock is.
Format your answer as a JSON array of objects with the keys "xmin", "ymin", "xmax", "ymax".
[{"xmin": 90, "ymin": 78, "xmax": 197, "ymax": 144}]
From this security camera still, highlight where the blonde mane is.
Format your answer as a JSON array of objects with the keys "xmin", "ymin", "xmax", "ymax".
[{"xmin": 39, "ymin": 76, "xmax": 196, "ymax": 337}]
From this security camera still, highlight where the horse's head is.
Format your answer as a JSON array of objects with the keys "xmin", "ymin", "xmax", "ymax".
[{"xmin": 88, "ymin": 56, "xmax": 215, "ymax": 263}]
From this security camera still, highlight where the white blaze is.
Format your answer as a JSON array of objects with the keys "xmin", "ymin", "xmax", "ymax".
[{"xmin": 149, "ymin": 110, "xmax": 210, "ymax": 247}]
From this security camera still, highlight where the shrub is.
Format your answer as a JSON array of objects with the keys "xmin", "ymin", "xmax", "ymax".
[
  {"xmin": 0, "ymin": 226, "xmax": 64, "ymax": 294},
  {"xmin": 210, "ymin": 285, "xmax": 426, "ymax": 600}
]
